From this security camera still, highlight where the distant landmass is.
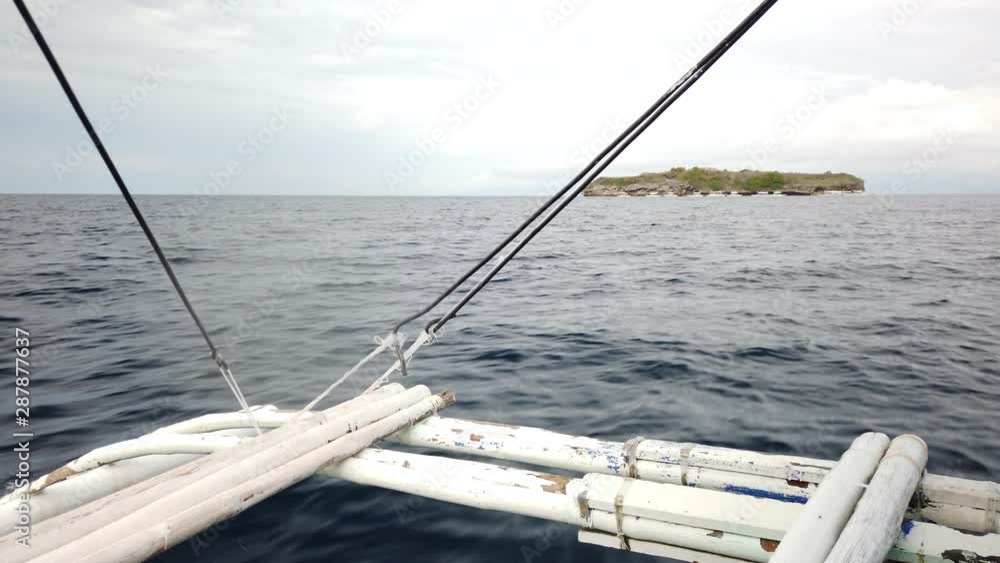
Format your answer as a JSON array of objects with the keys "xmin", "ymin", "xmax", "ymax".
[{"xmin": 584, "ymin": 167, "xmax": 865, "ymax": 197}]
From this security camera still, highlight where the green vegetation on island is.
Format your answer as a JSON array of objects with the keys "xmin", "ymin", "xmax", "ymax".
[{"xmin": 584, "ymin": 167, "xmax": 865, "ymax": 197}]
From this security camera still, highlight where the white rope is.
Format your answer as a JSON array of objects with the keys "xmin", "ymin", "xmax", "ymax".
[
  {"xmin": 217, "ymin": 364, "xmax": 263, "ymax": 436},
  {"xmin": 363, "ymin": 329, "xmax": 436, "ymax": 395},
  {"xmin": 292, "ymin": 332, "xmax": 402, "ymax": 420}
]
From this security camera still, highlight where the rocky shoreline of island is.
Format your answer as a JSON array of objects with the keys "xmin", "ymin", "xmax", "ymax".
[{"xmin": 584, "ymin": 167, "xmax": 865, "ymax": 197}]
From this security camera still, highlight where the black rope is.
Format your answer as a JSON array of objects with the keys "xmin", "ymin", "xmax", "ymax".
[
  {"xmin": 393, "ymin": 0, "xmax": 781, "ymax": 336},
  {"xmin": 14, "ymin": 0, "xmax": 232, "ymax": 373}
]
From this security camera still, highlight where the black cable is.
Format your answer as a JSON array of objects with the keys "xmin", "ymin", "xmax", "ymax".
[
  {"xmin": 402, "ymin": 0, "xmax": 781, "ymax": 334},
  {"xmin": 13, "ymin": 0, "xmax": 232, "ymax": 372}
]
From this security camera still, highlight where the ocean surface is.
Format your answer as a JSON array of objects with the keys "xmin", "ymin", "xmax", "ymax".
[{"xmin": 2, "ymin": 193, "xmax": 998, "ymax": 562}]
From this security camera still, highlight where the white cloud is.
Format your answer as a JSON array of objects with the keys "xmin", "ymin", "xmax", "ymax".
[{"xmin": 1, "ymin": 0, "xmax": 997, "ymax": 194}]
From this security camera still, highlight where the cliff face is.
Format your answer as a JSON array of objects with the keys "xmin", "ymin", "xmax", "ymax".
[
  {"xmin": 584, "ymin": 168, "xmax": 865, "ymax": 196},
  {"xmin": 584, "ymin": 177, "xmax": 697, "ymax": 197}
]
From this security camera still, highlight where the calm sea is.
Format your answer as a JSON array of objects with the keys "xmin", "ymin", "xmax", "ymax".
[{"xmin": 2, "ymin": 193, "xmax": 998, "ymax": 562}]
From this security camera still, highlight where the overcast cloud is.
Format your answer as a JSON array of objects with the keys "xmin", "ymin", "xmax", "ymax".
[{"xmin": 2, "ymin": 0, "xmax": 997, "ymax": 195}]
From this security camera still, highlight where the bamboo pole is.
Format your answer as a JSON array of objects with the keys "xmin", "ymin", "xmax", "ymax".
[
  {"xmin": 27, "ymin": 434, "xmax": 249, "ymax": 494},
  {"xmin": 387, "ymin": 416, "xmax": 998, "ymax": 532},
  {"xmin": 580, "ymin": 472, "xmax": 799, "ymax": 540},
  {"xmin": 152, "ymin": 406, "xmax": 291, "ymax": 434},
  {"xmin": 5, "ymin": 384, "xmax": 416, "ymax": 559},
  {"xmin": 825, "ymin": 435, "xmax": 929, "ymax": 563},
  {"xmin": 5, "ymin": 412, "xmax": 996, "ymax": 537},
  {"xmin": 42, "ymin": 392, "xmax": 455, "ymax": 563},
  {"xmin": 770, "ymin": 432, "xmax": 890, "ymax": 563},
  {"xmin": 324, "ymin": 449, "xmax": 998, "ymax": 563},
  {"xmin": 116, "ymin": 411, "xmax": 998, "ymax": 522},
  {"xmin": 578, "ymin": 529, "xmax": 751, "ymax": 563},
  {"xmin": 2, "ymin": 435, "xmax": 994, "ymax": 563}
]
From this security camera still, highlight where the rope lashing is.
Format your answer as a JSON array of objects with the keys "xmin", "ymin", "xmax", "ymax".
[
  {"xmin": 678, "ymin": 443, "xmax": 695, "ymax": 486},
  {"xmin": 623, "ymin": 436, "xmax": 645, "ymax": 479},
  {"xmin": 362, "ymin": 329, "xmax": 436, "ymax": 395},
  {"xmin": 389, "ymin": 334, "xmax": 409, "ymax": 377},
  {"xmin": 385, "ymin": 0, "xmax": 781, "ymax": 341},
  {"xmin": 613, "ymin": 478, "xmax": 633, "ymax": 551},
  {"xmin": 12, "ymin": 0, "xmax": 262, "ymax": 435}
]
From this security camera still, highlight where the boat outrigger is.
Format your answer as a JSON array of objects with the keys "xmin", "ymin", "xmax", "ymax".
[
  {"xmin": 1, "ymin": 390, "xmax": 998, "ymax": 562},
  {"xmin": 5, "ymin": 0, "xmax": 998, "ymax": 561}
]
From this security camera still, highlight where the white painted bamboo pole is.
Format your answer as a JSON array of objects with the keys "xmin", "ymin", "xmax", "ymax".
[
  {"xmin": 141, "ymin": 411, "xmax": 1000, "ymax": 518},
  {"xmin": 632, "ymin": 461, "xmax": 816, "ymax": 503},
  {"xmin": 0, "ymin": 388, "xmax": 396, "ymax": 529},
  {"xmin": 388, "ymin": 416, "xmax": 998, "ymax": 531},
  {"xmin": 329, "ymin": 447, "xmax": 585, "ymax": 524},
  {"xmin": 1, "ymin": 454, "xmax": 203, "ymax": 532},
  {"xmin": 2, "ymin": 438, "xmax": 993, "ymax": 563},
  {"xmin": 579, "ymin": 529, "xmax": 752, "ymax": 563},
  {"xmin": 8, "ymin": 408, "xmax": 994, "ymax": 540},
  {"xmin": 4, "ymin": 384, "xmax": 417, "ymax": 559},
  {"xmin": 152, "ymin": 405, "xmax": 290, "ymax": 434},
  {"xmin": 890, "ymin": 517, "xmax": 1000, "ymax": 562},
  {"xmin": 770, "ymin": 432, "xmax": 890, "ymax": 563},
  {"xmin": 325, "ymin": 450, "xmax": 1000, "ymax": 563},
  {"xmin": 50, "ymin": 391, "xmax": 455, "ymax": 563},
  {"xmin": 580, "ymin": 472, "xmax": 799, "ymax": 540},
  {"xmin": 825, "ymin": 435, "xmax": 929, "ymax": 563},
  {"xmin": 588, "ymin": 510, "xmax": 776, "ymax": 562},
  {"xmin": 921, "ymin": 473, "xmax": 1000, "ymax": 511},
  {"xmin": 325, "ymin": 450, "xmax": 780, "ymax": 561},
  {"xmin": 27, "ymin": 434, "xmax": 249, "ymax": 494}
]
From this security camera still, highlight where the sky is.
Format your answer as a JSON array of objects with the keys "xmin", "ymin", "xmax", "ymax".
[{"xmin": 1, "ymin": 0, "xmax": 997, "ymax": 196}]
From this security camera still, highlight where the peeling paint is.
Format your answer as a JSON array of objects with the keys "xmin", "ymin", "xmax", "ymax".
[
  {"xmin": 540, "ymin": 474, "xmax": 572, "ymax": 495},
  {"xmin": 30, "ymin": 465, "xmax": 79, "ymax": 493},
  {"xmin": 760, "ymin": 538, "xmax": 780, "ymax": 552},
  {"xmin": 940, "ymin": 549, "xmax": 1000, "ymax": 562}
]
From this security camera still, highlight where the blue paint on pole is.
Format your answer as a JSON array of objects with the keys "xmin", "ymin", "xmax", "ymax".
[{"xmin": 723, "ymin": 485, "xmax": 809, "ymax": 504}]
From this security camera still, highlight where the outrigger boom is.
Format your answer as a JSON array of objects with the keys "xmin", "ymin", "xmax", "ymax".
[{"xmin": 1, "ymin": 385, "xmax": 997, "ymax": 562}]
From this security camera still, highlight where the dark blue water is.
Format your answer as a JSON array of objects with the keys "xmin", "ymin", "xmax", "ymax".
[{"xmin": 2, "ymin": 194, "xmax": 998, "ymax": 562}]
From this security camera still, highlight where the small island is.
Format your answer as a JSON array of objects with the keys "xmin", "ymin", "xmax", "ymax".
[{"xmin": 584, "ymin": 167, "xmax": 865, "ymax": 197}]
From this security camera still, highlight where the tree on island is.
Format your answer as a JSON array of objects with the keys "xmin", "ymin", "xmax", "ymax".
[{"xmin": 741, "ymin": 171, "xmax": 786, "ymax": 193}]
